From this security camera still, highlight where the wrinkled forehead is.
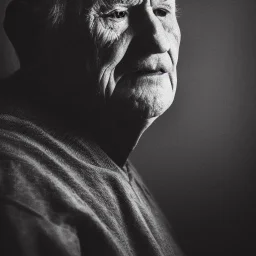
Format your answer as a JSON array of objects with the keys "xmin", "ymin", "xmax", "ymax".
[{"xmin": 85, "ymin": 0, "xmax": 176, "ymax": 8}]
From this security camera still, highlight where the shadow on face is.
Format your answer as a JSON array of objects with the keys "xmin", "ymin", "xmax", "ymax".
[{"xmin": 4, "ymin": 0, "xmax": 181, "ymax": 120}]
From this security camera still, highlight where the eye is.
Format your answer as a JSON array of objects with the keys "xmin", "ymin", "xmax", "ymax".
[
  {"xmin": 106, "ymin": 10, "xmax": 128, "ymax": 19},
  {"xmin": 153, "ymin": 8, "xmax": 168, "ymax": 17}
]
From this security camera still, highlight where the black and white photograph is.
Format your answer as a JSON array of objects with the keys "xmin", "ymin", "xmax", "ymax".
[{"xmin": 0, "ymin": 0, "xmax": 255, "ymax": 255}]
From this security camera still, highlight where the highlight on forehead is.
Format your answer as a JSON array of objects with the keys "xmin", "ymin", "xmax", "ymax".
[
  {"xmin": 89, "ymin": 0, "xmax": 176, "ymax": 9},
  {"xmin": 88, "ymin": 0, "xmax": 139, "ymax": 13}
]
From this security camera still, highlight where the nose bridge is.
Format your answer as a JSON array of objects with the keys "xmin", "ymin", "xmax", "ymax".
[{"xmin": 140, "ymin": 7, "xmax": 170, "ymax": 53}]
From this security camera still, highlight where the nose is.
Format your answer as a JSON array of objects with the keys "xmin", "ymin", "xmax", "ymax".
[{"xmin": 135, "ymin": 6, "xmax": 171, "ymax": 54}]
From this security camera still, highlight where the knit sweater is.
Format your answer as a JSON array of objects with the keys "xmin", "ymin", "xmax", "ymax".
[{"xmin": 0, "ymin": 113, "xmax": 183, "ymax": 256}]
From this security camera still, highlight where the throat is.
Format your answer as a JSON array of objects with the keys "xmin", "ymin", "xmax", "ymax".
[{"xmin": 92, "ymin": 108, "xmax": 154, "ymax": 168}]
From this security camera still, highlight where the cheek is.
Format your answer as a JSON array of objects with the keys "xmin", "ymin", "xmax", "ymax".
[
  {"xmin": 92, "ymin": 19, "xmax": 121, "ymax": 48},
  {"xmin": 88, "ymin": 11, "xmax": 130, "ymax": 50},
  {"xmin": 98, "ymin": 29, "xmax": 133, "ymax": 69},
  {"xmin": 163, "ymin": 17, "xmax": 181, "ymax": 58},
  {"xmin": 88, "ymin": 17, "xmax": 133, "ymax": 96},
  {"xmin": 99, "ymin": 33, "xmax": 132, "ymax": 97}
]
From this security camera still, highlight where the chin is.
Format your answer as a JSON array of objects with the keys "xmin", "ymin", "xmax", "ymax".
[
  {"xmin": 132, "ymin": 90, "xmax": 175, "ymax": 119},
  {"xmin": 110, "ymin": 75, "xmax": 176, "ymax": 119}
]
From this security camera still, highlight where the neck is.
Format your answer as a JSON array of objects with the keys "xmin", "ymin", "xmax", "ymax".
[
  {"xmin": 7, "ymin": 69, "xmax": 155, "ymax": 167},
  {"xmin": 93, "ymin": 107, "xmax": 156, "ymax": 168}
]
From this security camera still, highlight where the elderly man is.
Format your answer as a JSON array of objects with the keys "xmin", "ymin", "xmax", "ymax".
[{"xmin": 0, "ymin": 0, "xmax": 182, "ymax": 255}]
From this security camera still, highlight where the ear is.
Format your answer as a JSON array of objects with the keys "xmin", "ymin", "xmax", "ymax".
[{"xmin": 3, "ymin": 1, "xmax": 44, "ymax": 68}]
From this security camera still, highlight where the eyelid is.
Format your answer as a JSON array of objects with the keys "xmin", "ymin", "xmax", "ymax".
[
  {"xmin": 98, "ymin": 3, "xmax": 174, "ymax": 18},
  {"xmin": 154, "ymin": 4, "xmax": 173, "ymax": 13},
  {"xmin": 100, "ymin": 10, "xmax": 129, "ymax": 21},
  {"xmin": 100, "ymin": 5, "xmax": 129, "ymax": 16}
]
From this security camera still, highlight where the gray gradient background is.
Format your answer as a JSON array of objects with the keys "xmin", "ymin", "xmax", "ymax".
[{"xmin": 0, "ymin": 0, "xmax": 256, "ymax": 255}]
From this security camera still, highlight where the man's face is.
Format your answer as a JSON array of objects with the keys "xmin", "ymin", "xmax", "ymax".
[{"xmin": 86, "ymin": 0, "xmax": 180, "ymax": 119}]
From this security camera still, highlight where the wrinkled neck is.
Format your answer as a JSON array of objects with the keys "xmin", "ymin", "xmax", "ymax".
[{"xmin": 93, "ymin": 108, "xmax": 155, "ymax": 168}]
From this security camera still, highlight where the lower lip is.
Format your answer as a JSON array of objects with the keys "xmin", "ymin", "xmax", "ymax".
[
  {"xmin": 133, "ymin": 71, "xmax": 166, "ymax": 77},
  {"xmin": 132, "ymin": 71, "xmax": 172, "ymax": 88}
]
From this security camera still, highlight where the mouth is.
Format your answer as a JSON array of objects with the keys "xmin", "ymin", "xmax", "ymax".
[{"xmin": 133, "ymin": 68, "xmax": 166, "ymax": 77}]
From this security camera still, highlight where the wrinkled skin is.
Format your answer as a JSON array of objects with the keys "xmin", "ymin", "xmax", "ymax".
[
  {"xmin": 86, "ymin": 0, "xmax": 181, "ymax": 119},
  {"xmin": 29, "ymin": 0, "xmax": 181, "ymax": 166}
]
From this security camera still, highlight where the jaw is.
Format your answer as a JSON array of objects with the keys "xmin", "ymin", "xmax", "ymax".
[{"xmin": 108, "ymin": 71, "xmax": 176, "ymax": 119}]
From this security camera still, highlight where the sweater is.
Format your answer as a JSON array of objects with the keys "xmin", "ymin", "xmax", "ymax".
[{"xmin": 0, "ymin": 113, "xmax": 183, "ymax": 256}]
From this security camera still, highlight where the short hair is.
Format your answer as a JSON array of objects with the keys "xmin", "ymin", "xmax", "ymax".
[
  {"xmin": 3, "ymin": 0, "xmax": 85, "ymax": 67},
  {"xmin": 4, "ymin": 0, "xmax": 75, "ymax": 29}
]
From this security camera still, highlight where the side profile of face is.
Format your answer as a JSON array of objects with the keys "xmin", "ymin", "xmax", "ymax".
[{"xmin": 85, "ymin": 0, "xmax": 181, "ymax": 119}]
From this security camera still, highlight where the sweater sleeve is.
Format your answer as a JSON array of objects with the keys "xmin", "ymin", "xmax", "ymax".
[
  {"xmin": 0, "ymin": 198, "xmax": 81, "ymax": 256},
  {"xmin": 0, "ymin": 158, "xmax": 81, "ymax": 256}
]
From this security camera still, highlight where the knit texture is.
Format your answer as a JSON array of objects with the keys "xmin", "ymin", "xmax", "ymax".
[{"xmin": 0, "ymin": 114, "xmax": 183, "ymax": 256}]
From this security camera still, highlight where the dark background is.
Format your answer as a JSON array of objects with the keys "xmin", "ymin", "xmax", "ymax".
[{"xmin": 1, "ymin": 0, "xmax": 256, "ymax": 255}]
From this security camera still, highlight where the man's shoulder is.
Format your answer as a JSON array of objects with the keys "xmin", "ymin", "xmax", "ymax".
[
  {"xmin": 0, "ymin": 113, "xmax": 124, "ymax": 217},
  {"xmin": 0, "ymin": 115, "xmax": 80, "ymax": 199}
]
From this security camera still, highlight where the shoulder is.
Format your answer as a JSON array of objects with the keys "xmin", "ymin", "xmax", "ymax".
[
  {"xmin": 0, "ymin": 112, "xmax": 122, "ymax": 215},
  {"xmin": 0, "ymin": 114, "xmax": 55, "ymax": 214},
  {"xmin": 0, "ymin": 114, "xmax": 71, "ymax": 202}
]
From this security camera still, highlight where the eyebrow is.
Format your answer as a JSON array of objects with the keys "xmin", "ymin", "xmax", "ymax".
[
  {"xmin": 98, "ymin": 0, "xmax": 141, "ymax": 5},
  {"xmin": 97, "ymin": 0, "xmax": 175, "ymax": 6}
]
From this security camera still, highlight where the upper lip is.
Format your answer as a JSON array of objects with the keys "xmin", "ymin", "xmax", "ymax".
[
  {"xmin": 130, "ymin": 59, "xmax": 170, "ymax": 75},
  {"xmin": 115, "ymin": 55, "xmax": 172, "ymax": 82}
]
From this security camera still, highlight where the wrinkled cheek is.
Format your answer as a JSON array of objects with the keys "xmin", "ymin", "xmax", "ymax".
[
  {"xmin": 165, "ymin": 23, "xmax": 181, "ymax": 66},
  {"xmin": 86, "ymin": 15, "xmax": 134, "ymax": 100},
  {"xmin": 95, "ymin": 34, "xmax": 133, "ymax": 99},
  {"xmin": 94, "ymin": 22, "xmax": 120, "ymax": 48},
  {"xmin": 164, "ymin": 16, "xmax": 181, "ymax": 44},
  {"xmin": 85, "ymin": 16, "xmax": 122, "ymax": 77}
]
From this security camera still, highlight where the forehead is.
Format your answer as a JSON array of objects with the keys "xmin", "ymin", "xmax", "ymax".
[{"xmin": 89, "ymin": 0, "xmax": 176, "ymax": 7}]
